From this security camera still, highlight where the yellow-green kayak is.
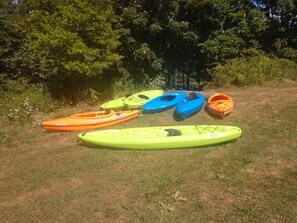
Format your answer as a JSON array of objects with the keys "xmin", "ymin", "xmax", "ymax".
[
  {"xmin": 100, "ymin": 90, "xmax": 163, "ymax": 110},
  {"xmin": 124, "ymin": 90, "xmax": 164, "ymax": 109},
  {"xmin": 100, "ymin": 97, "xmax": 126, "ymax": 110},
  {"xmin": 78, "ymin": 125, "xmax": 242, "ymax": 150}
]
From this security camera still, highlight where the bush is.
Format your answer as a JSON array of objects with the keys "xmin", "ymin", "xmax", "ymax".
[
  {"xmin": 211, "ymin": 56, "xmax": 297, "ymax": 87},
  {"xmin": 0, "ymin": 79, "xmax": 58, "ymax": 124},
  {"xmin": 110, "ymin": 72, "xmax": 143, "ymax": 98}
]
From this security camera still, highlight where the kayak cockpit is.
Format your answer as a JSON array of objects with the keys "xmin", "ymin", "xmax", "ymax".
[{"xmin": 71, "ymin": 110, "xmax": 114, "ymax": 119}]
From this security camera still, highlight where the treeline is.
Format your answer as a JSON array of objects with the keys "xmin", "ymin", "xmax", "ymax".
[{"xmin": 1, "ymin": 0, "xmax": 297, "ymax": 100}]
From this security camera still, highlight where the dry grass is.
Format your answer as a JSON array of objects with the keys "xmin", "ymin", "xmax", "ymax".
[{"xmin": 0, "ymin": 82, "xmax": 297, "ymax": 222}]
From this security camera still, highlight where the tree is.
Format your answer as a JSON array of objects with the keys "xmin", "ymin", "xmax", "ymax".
[
  {"xmin": 113, "ymin": 0, "xmax": 199, "ymax": 89},
  {"xmin": 255, "ymin": 0, "xmax": 297, "ymax": 61},
  {"xmin": 0, "ymin": 0, "xmax": 25, "ymax": 78},
  {"xmin": 184, "ymin": 0, "xmax": 268, "ymax": 84},
  {"xmin": 16, "ymin": 0, "xmax": 121, "ymax": 96},
  {"xmin": 113, "ymin": 0, "xmax": 165, "ymax": 84}
]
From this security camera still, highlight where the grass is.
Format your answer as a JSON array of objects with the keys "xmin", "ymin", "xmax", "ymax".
[{"xmin": 0, "ymin": 82, "xmax": 297, "ymax": 222}]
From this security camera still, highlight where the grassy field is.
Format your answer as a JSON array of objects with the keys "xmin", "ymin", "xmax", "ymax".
[{"xmin": 1, "ymin": 83, "xmax": 297, "ymax": 222}]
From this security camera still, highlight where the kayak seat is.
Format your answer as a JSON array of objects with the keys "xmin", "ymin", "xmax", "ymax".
[
  {"xmin": 165, "ymin": 128, "xmax": 182, "ymax": 136},
  {"xmin": 138, "ymin": 94, "xmax": 150, "ymax": 100},
  {"xmin": 187, "ymin": 92, "xmax": 198, "ymax": 101}
]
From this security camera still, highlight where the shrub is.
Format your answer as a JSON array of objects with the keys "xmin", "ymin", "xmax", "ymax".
[
  {"xmin": 211, "ymin": 56, "xmax": 297, "ymax": 87},
  {"xmin": 110, "ymin": 72, "xmax": 142, "ymax": 98},
  {"xmin": 0, "ymin": 79, "xmax": 58, "ymax": 124},
  {"xmin": 148, "ymin": 75, "xmax": 166, "ymax": 89}
]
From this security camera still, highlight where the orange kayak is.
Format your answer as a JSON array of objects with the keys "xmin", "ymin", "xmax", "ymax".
[
  {"xmin": 42, "ymin": 110, "xmax": 140, "ymax": 131},
  {"xmin": 206, "ymin": 93, "xmax": 234, "ymax": 118}
]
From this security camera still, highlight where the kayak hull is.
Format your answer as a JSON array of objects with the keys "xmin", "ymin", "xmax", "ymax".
[
  {"xmin": 175, "ymin": 93, "xmax": 205, "ymax": 119},
  {"xmin": 42, "ymin": 110, "xmax": 140, "ymax": 131},
  {"xmin": 100, "ymin": 97, "xmax": 126, "ymax": 110},
  {"xmin": 78, "ymin": 125, "xmax": 242, "ymax": 149},
  {"xmin": 143, "ymin": 91, "xmax": 187, "ymax": 113}
]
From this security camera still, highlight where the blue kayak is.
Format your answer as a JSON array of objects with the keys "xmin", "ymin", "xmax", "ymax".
[
  {"xmin": 143, "ymin": 91, "xmax": 187, "ymax": 113},
  {"xmin": 175, "ymin": 92, "xmax": 206, "ymax": 119}
]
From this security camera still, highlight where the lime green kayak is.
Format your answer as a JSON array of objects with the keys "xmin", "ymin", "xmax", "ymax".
[
  {"xmin": 100, "ymin": 90, "xmax": 163, "ymax": 110},
  {"xmin": 124, "ymin": 90, "xmax": 163, "ymax": 109},
  {"xmin": 78, "ymin": 125, "xmax": 242, "ymax": 149},
  {"xmin": 100, "ymin": 97, "xmax": 126, "ymax": 110}
]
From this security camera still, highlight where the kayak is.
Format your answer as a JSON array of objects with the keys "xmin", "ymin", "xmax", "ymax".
[
  {"xmin": 175, "ymin": 92, "xmax": 205, "ymax": 119},
  {"xmin": 142, "ymin": 91, "xmax": 187, "ymax": 113},
  {"xmin": 100, "ymin": 97, "xmax": 126, "ymax": 110},
  {"xmin": 77, "ymin": 125, "xmax": 242, "ymax": 149},
  {"xmin": 100, "ymin": 90, "xmax": 163, "ymax": 110},
  {"xmin": 124, "ymin": 90, "xmax": 164, "ymax": 109},
  {"xmin": 206, "ymin": 93, "xmax": 234, "ymax": 118},
  {"xmin": 42, "ymin": 110, "xmax": 140, "ymax": 131}
]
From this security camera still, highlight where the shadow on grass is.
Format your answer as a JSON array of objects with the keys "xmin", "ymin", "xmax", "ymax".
[
  {"xmin": 77, "ymin": 138, "xmax": 240, "ymax": 151},
  {"xmin": 204, "ymin": 106, "xmax": 223, "ymax": 120},
  {"xmin": 173, "ymin": 111, "xmax": 184, "ymax": 122},
  {"xmin": 142, "ymin": 107, "xmax": 174, "ymax": 115},
  {"xmin": 173, "ymin": 108, "xmax": 205, "ymax": 122}
]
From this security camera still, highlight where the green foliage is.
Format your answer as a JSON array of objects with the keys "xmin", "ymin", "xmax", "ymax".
[
  {"xmin": 185, "ymin": 0, "xmax": 270, "ymax": 85},
  {"xmin": 200, "ymin": 30, "xmax": 245, "ymax": 63},
  {"xmin": 0, "ymin": 0, "xmax": 26, "ymax": 77},
  {"xmin": 258, "ymin": 0, "xmax": 297, "ymax": 57},
  {"xmin": 148, "ymin": 75, "xmax": 166, "ymax": 89},
  {"xmin": 0, "ymin": 79, "xmax": 57, "ymax": 124},
  {"xmin": 231, "ymin": 8, "xmax": 267, "ymax": 39},
  {"xmin": 115, "ymin": 2, "xmax": 165, "ymax": 83},
  {"xmin": 105, "ymin": 68, "xmax": 165, "ymax": 100},
  {"xmin": 278, "ymin": 47, "xmax": 297, "ymax": 61},
  {"xmin": 115, "ymin": 0, "xmax": 198, "ymax": 86},
  {"xmin": 109, "ymin": 74, "xmax": 138, "ymax": 98},
  {"xmin": 0, "ymin": 0, "xmax": 296, "ymax": 99},
  {"xmin": 14, "ymin": 0, "xmax": 121, "ymax": 97},
  {"xmin": 273, "ymin": 39, "xmax": 297, "ymax": 62},
  {"xmin": 211, "ymin": 56, "xmax": 297, "ymax": 87}
]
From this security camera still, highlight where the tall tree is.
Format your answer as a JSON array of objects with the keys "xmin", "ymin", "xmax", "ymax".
[
  {"xmin": 185, "ymin": 0, "xmax": 267, "ymax": 82},
  {"xmin": 0, "ymin": 0, "xmax": 25, "ymax": 78},
  {"xmin": 15, "ymin": 0, "xmax": 121, "ymax": 95},
  {"xmin": 255, "ymin": 0, "xmax": 297, "ymax": 61},
  {"xmin": 114, "ymin": 0, "xmax": 198, "ymax": 89}
]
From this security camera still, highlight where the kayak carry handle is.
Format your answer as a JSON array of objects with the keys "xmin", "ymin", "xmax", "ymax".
[{"xmin": 165, "ymin": 128, "xmax": 182, "ymax": 136}]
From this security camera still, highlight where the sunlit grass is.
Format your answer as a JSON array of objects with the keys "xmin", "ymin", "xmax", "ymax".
[{"xmin": 0, "ymin": 84, "xmax": 297, "ymax": 222}]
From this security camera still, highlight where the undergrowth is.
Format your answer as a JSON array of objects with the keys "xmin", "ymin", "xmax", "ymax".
[
  {"xmin": 110, "ymin": 72, "xmax": 164, "ymax": 99},
  {"xmin": 0, "ymin": 79, "xmax": 58, "ymax": 124},
  {"xmin": 211, "ymin": 55, "xmax": 297, "ymax": 87}
]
